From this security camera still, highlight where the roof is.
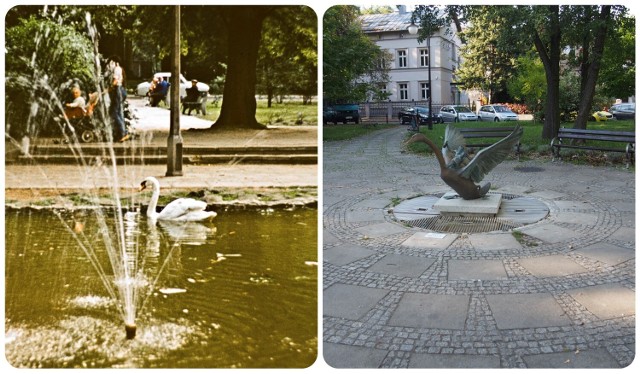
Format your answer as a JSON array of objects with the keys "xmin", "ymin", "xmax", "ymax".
[{"xmin": 359, "ymin": 12, "xmax": 413, "ymax": 33}]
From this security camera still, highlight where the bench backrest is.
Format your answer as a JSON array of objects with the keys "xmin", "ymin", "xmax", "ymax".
[
  {"xmin": 557, "ymin": 128, "xmax": 635, "ymax": 143},
  {"xmin": 459, "ymin": 127, "xmax": 519, "ymax": 140}
]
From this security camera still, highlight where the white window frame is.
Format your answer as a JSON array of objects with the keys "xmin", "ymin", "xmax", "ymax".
[
  {"xmin": 420, "ymin": 82, "xmax": 431, "ymax": 100},
  {"xmin": 419, "ymin": 48, "xmax": 430, "ymax": 67},
  {"xmin": 398, "ymin": 82, "xmax": 409, "ymax": 100},
  {"xmin": 397, "ymin": 49, "xmax": 408, "ymax": 68}
]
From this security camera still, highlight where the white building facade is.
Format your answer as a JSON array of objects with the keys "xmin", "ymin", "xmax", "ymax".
[{"xmin": 359, "ymin": 7, "xmax": 470, "ymax": 106}]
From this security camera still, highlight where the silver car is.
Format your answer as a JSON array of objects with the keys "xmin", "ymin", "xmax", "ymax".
[
  {"xmin": 609, "ymin": 103, "xmax": 635, "ymax": 120},
  {"xmin": 478, "ymin": 104, "xmax": 519, "ymax": 122},
  {"xmin": 439, "ymin": 105, "xmax": 478, "ymax": 122}
]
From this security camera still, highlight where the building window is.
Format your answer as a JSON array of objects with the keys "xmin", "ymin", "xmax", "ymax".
[
  {"xmin": 420, "ymin": 82, "xmax": 431, "ymax": 100},
  {"xmin": 399, "ymin": 83, "xmax": 409, "ymax": 100},
  {"xmin": 419, "ymin": 48, "xmax": 430, "ymax": 67},
  {"xmin": 397, "ymin": 49, "xmax": 407, "ymax": 68}
]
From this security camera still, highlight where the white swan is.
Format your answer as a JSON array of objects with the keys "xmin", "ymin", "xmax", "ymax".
[{"xmin": 139, "ymin": 176, "xmax": 217, "ymax": 222}]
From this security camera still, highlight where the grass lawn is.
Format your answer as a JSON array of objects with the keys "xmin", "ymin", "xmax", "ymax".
[
  {"xmin": 196, "ymin": 98, "xmax": 318, "ymax": 126},
  {"xmin": 324, "ymin": 119, "xmax": 635, "ymax": 168},
  {"xmin": 323, "ymin": 123, "xmax": 396, "ymax": 141}
]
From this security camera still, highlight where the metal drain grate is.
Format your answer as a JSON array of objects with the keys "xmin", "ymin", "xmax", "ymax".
[{"xmin": 405, "ymin": 215, "xmax": 519, "ymax": 234}]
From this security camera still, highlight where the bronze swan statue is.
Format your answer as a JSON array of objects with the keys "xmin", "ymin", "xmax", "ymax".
[{"xmin": 405, "ymin": 124, "xmax": 523, "ymax": 200}]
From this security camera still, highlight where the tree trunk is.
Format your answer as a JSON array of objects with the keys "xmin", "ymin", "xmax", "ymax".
[
  {"xmin": 211, "ymin": 7, "xmax": 274, "ymax": 130},
  {"xmin": 574, "ymin": 6, "xmax": 611, "ymax": 130},
  {"xmin": 533, "ymin": 6, "xmax": 561, "ymax": 140}
]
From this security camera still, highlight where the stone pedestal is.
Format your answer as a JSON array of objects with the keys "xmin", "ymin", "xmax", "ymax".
[{"xmin": 434, "ymin": 192, "xmax": 502, "ymax": 216}]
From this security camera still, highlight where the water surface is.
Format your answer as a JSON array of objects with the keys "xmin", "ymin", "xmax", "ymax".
[{"xmin": 5, "ymin": 207, "xmax": 317, "ymax": 368}]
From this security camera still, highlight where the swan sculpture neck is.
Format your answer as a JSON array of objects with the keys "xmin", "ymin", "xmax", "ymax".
[{"xmin": 411, "ymin": 134, "xmax": 447, "ymax": 169}]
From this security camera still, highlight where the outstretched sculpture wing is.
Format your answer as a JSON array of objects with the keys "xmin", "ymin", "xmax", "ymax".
[
  {"xmin": 458, "ymin": 125, "xmax": 523, "ymax": 183},
  {"xmin": 442, "ymin": 124, "xmax": 467, "ymax": 165}
]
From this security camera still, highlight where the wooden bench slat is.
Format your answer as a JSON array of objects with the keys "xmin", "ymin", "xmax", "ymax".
[
  {"xmin": 558, "ymin": 129, "xmax": 635, "ymax": 137},
  {"xmin": 557, "ymin": 134, "xmax": 635, "ymax": 143}
]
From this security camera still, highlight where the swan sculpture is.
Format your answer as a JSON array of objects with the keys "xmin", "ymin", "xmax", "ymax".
[
  {"xmin": 405, "ymin": 124, "xmax": 523, "ymax": 200},
  {"xmin": 139, "ymin": 176, "xmax": 217, "ymax": 221}
]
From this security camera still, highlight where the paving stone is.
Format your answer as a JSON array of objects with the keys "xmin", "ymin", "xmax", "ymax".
[
  {"xmin": 324, "ymin": 244, "xmax": 376, "ymax": 266},
  {"xmin": 324, "ymin": 283, "xmax": 389, "ymax": 320},
  {"xmin": 322, "ymin": 126, "xmax": 634, "ymax": 369},
  {"xmin": 324, "ymin": 342, "xmax": 388, "ymax": 368},
  {"xmin": 368, "ymin": 254, "xmax": 436, "ymax": 277},
  {"xmin": 575, "ymin": 242, "xmax": 634, "ymax": 266},
  {"xmin": 409, "ymin": 353, "xmax": 501, "ymax": 368},
  {"xmin": 346, "ymin": 209, "xmax": 386, "ymax": 223},
  {"xmin": 448, "ymin": 260, "xmax": 508, "ymax": 280},
  {"xmin": 389, "ymin": 293, "xmax": 470, "ymax": 330},
  {"xmin": 517, "ymin": 224, "xmax": 580, "ymax": 244},
  {"xmin": 529, "ymin": 190, "xmax": 566, "ymax": 200},
  {"xmin": 354, "ymin": 197, "xmax": 396, "ymax": 210},
  {"xmin": 554, "ymin": 200, "xmax": 594, "ymax": 211},
  {"xmin": 401, "ymin": 232, "xmax": 458, "ymax": 249},
  {"xmin": 517, "ymin": 255, "xmax": 588, "ymax": 277},
  {"xmin": 355, "ymin": 222, "xmax": 407, "ymax": 239},
  {"xmin": 608, "ymin": 227, "xmax": 635, "ymax": 243},
  {"xmin": 553, "ymin": 212, "xmax": 599, "ymax": 226},
  {"xmin": 468, "ymin": 233, "xmax": 522, "ymax": 251},
  {"xmin": 567, "ymin": 284, "xmax": 635, "ymax": 319},
  {"xmin": 323, "ymin": 231, "xmax": 341, "ymax": 246},
  {"xmin": 486, "ymin": 293, "xmax": 572, "ymax": 329},
  {"xmin": 522, "ymin": 348, "xmax": 621, "ymax": 368},
  {"xmin": 492, "ymin": 184, "xmax": 532, "ymax": 195}
]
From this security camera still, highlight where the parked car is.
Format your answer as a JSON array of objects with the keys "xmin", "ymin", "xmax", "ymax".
[
  {"xmin": 398, "ymin": 106, "xmax": 443, "ymax": 126},
  {"xmin": 324, "ymin": 104, "xmax": 360, "ymax": 124},
  {"xmin": 323, "ymin": 106, "xmax": 337, "ymax": 124},
  {"xmin": 136, "ymin": 72, "xmax": 210, "ymax": 97},
  {"xmin": 439, "ymin": 105, "xmax": 478, "ymax": 123},
  {"xmin": 478, "ymin": 104, "xmax": 519, "ymax": 122},
  {"xmin": 609, "ymin": 103, "xmax": 635, "ymax": 120},
  {"xmin": 591, "ymin": 110, "xmax": 613, "ymax": 122}
]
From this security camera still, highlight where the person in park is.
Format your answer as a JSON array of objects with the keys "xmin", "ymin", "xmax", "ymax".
[
  {"xmin": 149, "ymin": 76, "xmax": 170, "ymax": 107},
  {"xmin": 107, "ymin": 55, "xmax": 129, "ymax": 142},
  {"xmin": 182, "ymin": 79, "xmax": 201, "ymax": 115},
  {"xmin": 64, "ymin": 85, "xmax": 86, "ymax": 120}
]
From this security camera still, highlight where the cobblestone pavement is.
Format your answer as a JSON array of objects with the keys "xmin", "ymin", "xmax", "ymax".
[{"xmin": 322, "ymin": 125, "xmax": 635, "ymax": 368}]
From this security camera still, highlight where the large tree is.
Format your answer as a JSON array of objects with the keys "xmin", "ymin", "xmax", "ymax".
[
  {"xmin": 565, "ymin": 5, "xmax": 613, "ymax": 130},
  {"xmin": 456, "ymin": 7, "xmax": 517, "ymax": 104},
  {"xmin": 323, "ymin": 5, "xmax": 391, "ymax": 103},
  {"xmin": 257, "ymin": 6, "xmax": 317, "ymax": 107}
]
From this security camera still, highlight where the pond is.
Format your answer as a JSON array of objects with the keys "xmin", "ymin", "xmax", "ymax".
[{"xmin": 5, "ymin": 207, "xmax": 317, "ymax": 368}]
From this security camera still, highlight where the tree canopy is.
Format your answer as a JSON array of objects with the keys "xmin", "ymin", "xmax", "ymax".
[{"xmin": 323, "ymin": 5, "xmax": 391, "ymax": 103}]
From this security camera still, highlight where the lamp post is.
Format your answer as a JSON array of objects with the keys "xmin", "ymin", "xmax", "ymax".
[
  {"xmin": 166, "ymin": 5, "xmax": 183, "ymax": 176},
  {"xmin": 407, "ymin": 21, "xmax": 432, "ymax": 130}
]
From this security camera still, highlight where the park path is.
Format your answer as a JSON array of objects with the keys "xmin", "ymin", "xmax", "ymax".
[{"xmin": 322, "ymin": 125, "xmax": 635, "ymax": 368}]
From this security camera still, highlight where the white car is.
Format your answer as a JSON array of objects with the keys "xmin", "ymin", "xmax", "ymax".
[
  {"xmin": 439, "ymin": 105, "xmax": 478, "ymax": 122},
  {"xmin": 478, "ymin": 104, "xmax": 519, "ymax": 122},
  {"xmin": 136, "ymin": 72, "xmax": 209, "ymax": 97}
]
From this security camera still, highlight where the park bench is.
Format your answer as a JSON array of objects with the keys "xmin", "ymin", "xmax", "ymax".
[
  {"xmin": 181, "ymin": 91, "xmax": 208, "ymax": 116},
  {"xmin": 458, "ymin": 126, "xmax": 522, "ymax": 157},
  {"xmin": 550, "ymin": 127, "xmax": 635, "ymax": 168}
]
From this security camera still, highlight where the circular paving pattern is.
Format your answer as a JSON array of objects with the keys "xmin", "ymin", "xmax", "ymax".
[
  {"xmin": 323, "ymin": 126, "xmax": 635, "ymax": 368},
  {"xmin": 392, "ymin": 193, "xmax": 550, "ymax": 234}
]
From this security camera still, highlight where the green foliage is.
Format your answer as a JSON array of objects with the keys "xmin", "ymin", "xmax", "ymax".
[
  {"xmin": 507, "ymin": 53, "xmax": 546, "ymax": 120},
  {"xmin": 457, "ymin": 7, "xmax": 517, "ymax": 102},
  {"xmin": 5, "ymin": 15, "xmax": 97, "ymax": 137},
  {"xmin": 257, "ymin": 6, "xmax": 317, "ymax": 104},
  {"xmin": 323, "ymin": 5, "xmax": 391, "ymax": 103},
  {"xmin": 599, "ymin": 13, "xmax": 635, "ymax": 99},
  {"xmin": 360, "ymin": 6, "xmax": 395, "ymax": 15},
  {"xmin": 323, "ymin": 123, "xmax": 394, "ymax": 141}
]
